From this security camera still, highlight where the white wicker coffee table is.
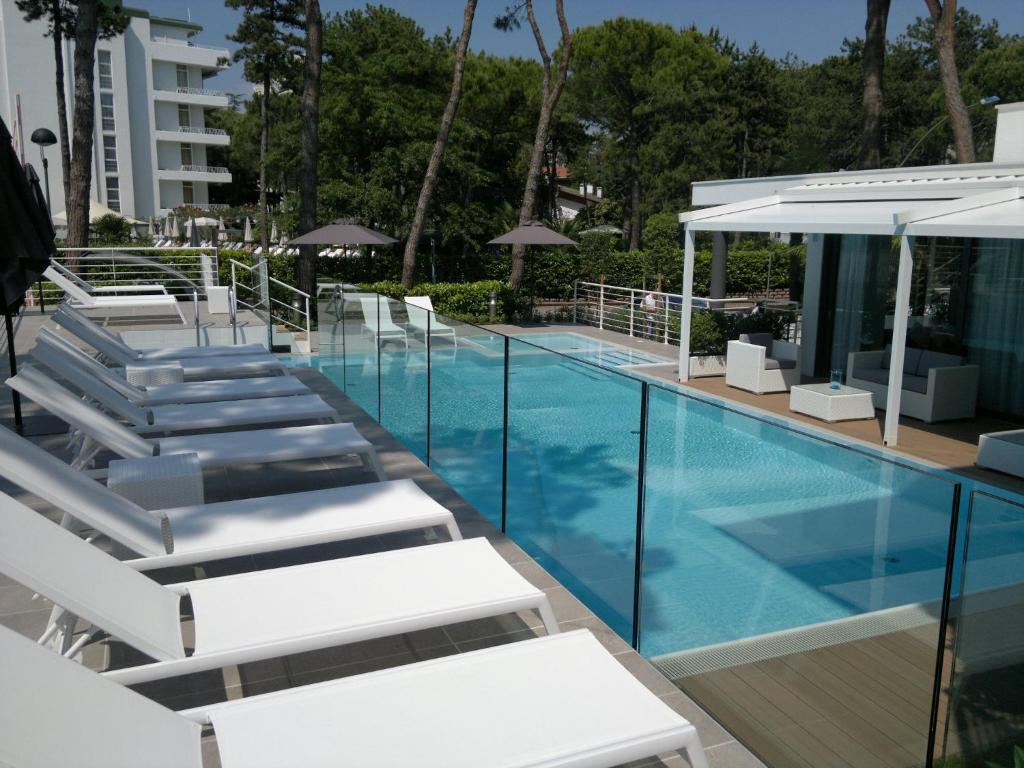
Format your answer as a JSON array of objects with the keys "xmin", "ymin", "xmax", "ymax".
[{"xmin": 790, "ymin": 383, "xmax": 876, "ymax": 423}]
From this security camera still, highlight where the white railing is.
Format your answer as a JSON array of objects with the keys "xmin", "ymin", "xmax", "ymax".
[
  {"xmin": 176, "ymin": 86, "xmax": 226, "ymax": 97},
  {"xmin": 180, "ymin": 164, "xmax": 230, "ymax": 174},
  {"xmin": 38, "ymin": 247, "xmax": 219, "ymax": 304},
  {"xmin": 175, "ymin": 202, "xmax": 230, "ymax": 211},
  {"xmin": 229, "ymin": 258, "xmax": 310, "ymax": 347},
  {"xmin": 574, "ymin": 280, "xmax": 801, "ymax": 346},
  {"xmin": 176, "ymin": 126, "xmax": 228, "ymax": 136},
  {"xmin": 150, "ymin": 36, "xmax": 227, "ymax": 54}
]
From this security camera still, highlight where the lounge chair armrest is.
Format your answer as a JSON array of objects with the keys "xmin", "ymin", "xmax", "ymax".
[
  {"xmin": 928, "ymin": 364, "xmax": 980, "ymax": 402},
  {"xmin": 727, "ymin": 339, "xmax": 767, "ymax": 369}
]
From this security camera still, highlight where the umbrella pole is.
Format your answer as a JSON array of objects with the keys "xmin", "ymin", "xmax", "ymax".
[{"xmin": 4, "ymin": 308, "xmax": 22, "ymax": 433}]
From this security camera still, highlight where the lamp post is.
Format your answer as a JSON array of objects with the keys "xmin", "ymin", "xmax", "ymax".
[
  {"xmin": 29, "ymin": 127, "xmax": 57, "ymax": 215},
  {"xmin": 898, "ymin": 96, "xmax": 1000, "ymax": 167}
]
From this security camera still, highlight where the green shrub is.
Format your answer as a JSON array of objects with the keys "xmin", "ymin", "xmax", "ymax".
[{"xmin": 358, "ymin": 279, "xmax": 518, "ymax": 323}]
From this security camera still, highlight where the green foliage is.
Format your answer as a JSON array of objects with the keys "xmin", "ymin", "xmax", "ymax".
[
  {"xmin": 985, "ymin": 744, "xmax": 1024, "ymax": 768},
  {"xmin": 358, "ymin": 279, "xmax": 517, "ymax": 323},
  {"xmin": 89, "ymin": 214, "xmax": 134, "ymax": 244}
]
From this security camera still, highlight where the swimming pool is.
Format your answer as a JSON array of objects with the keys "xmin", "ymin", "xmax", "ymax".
[{"xmin": 290, "ymin": 332, "xmax": 1023, "ymax": 659}]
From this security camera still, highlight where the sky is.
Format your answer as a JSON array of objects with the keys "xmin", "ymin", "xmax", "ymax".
[{"xmin": 144, "ymin": 0, "xmax": 1024, "ymax": 97}]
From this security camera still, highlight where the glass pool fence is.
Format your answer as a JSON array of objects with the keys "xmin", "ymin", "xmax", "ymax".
[{"xmin": 313, "ymin": 287, "xmax": 1023, "ymax": 768}]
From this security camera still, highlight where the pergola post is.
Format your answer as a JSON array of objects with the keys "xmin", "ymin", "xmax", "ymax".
[
  {"xmin": 884, "ymin": 234, "xmax": 914, "ymax": 446},
  {"xmin": 677, "ymin": 225, "xmax": 696, "ymax": 383}
]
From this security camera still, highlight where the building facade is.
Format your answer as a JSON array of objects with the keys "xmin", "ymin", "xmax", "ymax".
[{"xmin": 0, "ymin": 2, "xmax": 232, "ymax": 219}]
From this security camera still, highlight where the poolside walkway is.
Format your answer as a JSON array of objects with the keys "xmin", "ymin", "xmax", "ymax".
[{"xmin": 0, "ymin": 331, "xmax": 762, "ymax": 767}]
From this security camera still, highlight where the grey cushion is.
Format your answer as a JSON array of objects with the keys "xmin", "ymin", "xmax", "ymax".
[
  {"xmin": 763, "ymin": 357, "xmax": 797, "ymax": 370},
  {"xmin": 902, "ymin": 374, "xmax": 929, "ymax": 394},
  {"xmin": 854, "ymin": 366, "xmax": 929, "ymax": 394},
  {"xmin": 853, "ymin": 368, "xmax": 891, "ymax": 386},
  {"xmin": 916, "ymin": 349, "xmax": 963, "ymax": 375},
  {"xmin": 881, "ymin": 344, "xmax": 923, "ymax": 373},
  {"xmin": 739, "ymin": 333, "xmax": 774, "ymax": 356}
]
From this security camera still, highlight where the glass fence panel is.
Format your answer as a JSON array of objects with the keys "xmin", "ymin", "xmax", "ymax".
[
  {"xmin": 941, "ymin": 491, "xmax": 1024, "ymax": 768},
  {"xmin": 640, "ymin": 384, "xmax": 960, "ymax": 768},
  {"xmin": 505, "ymin": 337, "xmax": 643, "ymax": 640},
  {"xmin": 376, "ymin": 296, "xmax": 428, "ymax": 461},
  {"xmin": 315, "ymin": 288, "xmax": 378, "ymax": 419},
  {"xmin": 426, "ymin": 313, "xmax": 505, "ymax": 528}
]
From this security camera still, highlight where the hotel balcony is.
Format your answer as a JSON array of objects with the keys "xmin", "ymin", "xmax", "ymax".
[
  {"xmin": 152, "ymin": 86, "xmax": 230, "ymax": 108},
  {"xmin": 157, "ymin": 164, "xmax": 232, "ymax": 184},
  {"xmin": 155, "ymin": 126, "xmax": 231, "ymax": 146},
  {"xmin": 149, "ymin": 36, "xmax": 228, "ymax": 71}
]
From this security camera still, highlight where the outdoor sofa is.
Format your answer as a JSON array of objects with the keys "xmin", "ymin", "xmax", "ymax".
[
  {"xmin": 977, "ymin": 429, "xmax": 1024, "ymax": 478},
  {"xmin": 846, "ymin": 344, "xmax": 979, "ymax": 423}
]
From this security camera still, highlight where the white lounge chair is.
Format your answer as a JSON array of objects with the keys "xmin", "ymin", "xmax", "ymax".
[
  {"xmin": 1, "ymin": 624, "xmax": 709, "ymax": 768},
  {"xmin": 6, "ymin": 366, "xmax": 386, "ymax": 478},
  {"xmin": 34, "ymin": 329, "xmax": 311, "ymax": 405},
  {"xmin": 47, "ymin": 259, "xmax": 169, "ymax": 295},
  {"xmin": 45, "ymin": 263, "xmax": 187, "ymax": 324},
  {"xmin": 359, "ymin": 296, "xmax": 408, "ymax": 349},
  {"xmin": 55, "ymin": 305, "xmax": 287, "ymax": 380},
  {"xmin": 405, "ymin": 295, "xmax": 458, "ymax": 346},
  {"xmin": 0, "ymin": 425, "xmax": 459, "ymax": 570},
  {"xmin": 30, "ymin": 351, "xmax": 338, "ymax": 434},
  {"xmin": 0, "ymin": 493, "xmax": 556, "ymax": 686}
]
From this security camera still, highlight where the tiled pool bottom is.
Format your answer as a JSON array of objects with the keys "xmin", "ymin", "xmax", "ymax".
[{"xmin": 287, "ymin": 339, "xmax": 1019, "ymax": 660}]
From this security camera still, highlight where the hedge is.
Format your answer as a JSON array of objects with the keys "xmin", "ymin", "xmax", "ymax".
[{"xmin": 358, "ymin": 280, "xmax": 519, "ymax": 324}]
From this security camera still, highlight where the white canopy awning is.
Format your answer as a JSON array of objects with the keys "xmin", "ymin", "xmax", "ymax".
[{"xmin": 679, "ymin": 187, "xmax": 1024, "ymax": 240}]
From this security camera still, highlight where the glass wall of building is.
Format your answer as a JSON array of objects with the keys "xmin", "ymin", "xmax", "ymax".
[{"xmin": 827, "ymin": 234, "xmax": 1024, "ymax": 418}]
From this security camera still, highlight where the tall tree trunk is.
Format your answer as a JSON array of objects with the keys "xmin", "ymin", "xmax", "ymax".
[
  {"xmin": 925, "ymin": 0, "xmax": 975, "ymax": 163},
  {"xmin": 297, "ymin": 0, "xmax": 322, "ymax": 301},
  {"xmin": 65, "ymin": 0, "xmax": 100, "ymax": 248},
  {"xmin": 51, "ymin": 0, "xmax": 71, "ymax": 206},
  {"xmin": 629, "ymin": 176, "xmax": 641, "ymax": 251},
  {"xmin": 260, "ymin": 71, "xmax": 270, "ymax": 254},
  {"xmin": 859, "ymin": 0, "xmax": 890, "ymax": 169},
  {"xmin": 401, "ymin": 0, "xmax": 477, "ymax": 288},
  {"xmin": 508, "ymin": 0, "xmax": 571, "ymax": 292}
]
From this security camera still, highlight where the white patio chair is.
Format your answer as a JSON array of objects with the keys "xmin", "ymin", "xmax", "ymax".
[
  {"xmin": 0, "ymin": 424, "xmax": 459, "ymax": 570},
  {"xmin": 405, "ymin": 295, "xmax": 458, "ymax": 347},
  {"xmin": 35, "ymin": 329, "xmax": 310, "ymax": 405},
  {"xmin": 6, "ymin": 366, "xmax": 386, "ymax": 479},
  {"xmin": 359, "ymin": 296, "xmax": 408, "ymax": 349},
  {"xmin": 0, "ymin": 624, "xmax": 709, "ymax": 768},
  {"xmin": 977, "ymin": 429, "xmax": 1024, "ymax": 478},
  {"xmin": 0, "ymin": 493, "xmax": 556, "ymax": 686},
  {"xmin": 45, "ymin": 264, "xmax": 187, "ymax": 324},
  {"xmin": 47, "ymin": 259, "xmax": 168, "ymax": 295},
  {"xmin": 28, "ymin": 354, "xmax": 338, "ymax": 435},
  {"xmin": 54, "ymin": 305, "xmax": 287, "ymax": 380},
  {"xmin": 725, "ymin": 332, "xmax": 801, "ymax": 394}
]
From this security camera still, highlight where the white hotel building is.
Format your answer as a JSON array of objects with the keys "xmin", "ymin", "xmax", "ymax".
[{"xmin": 0, "ymin": 1, "xmax": 233, "ymax": 219}]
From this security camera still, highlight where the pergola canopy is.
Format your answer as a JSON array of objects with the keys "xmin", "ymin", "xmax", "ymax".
[{"xmin": 679, "ymin": 186, "xmax": 1024, "ymax": 240}]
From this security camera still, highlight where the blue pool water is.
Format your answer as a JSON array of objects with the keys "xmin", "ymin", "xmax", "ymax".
[{"xmin": 287, "ymin": 334, "xmax": 1024, "ymax": 658}]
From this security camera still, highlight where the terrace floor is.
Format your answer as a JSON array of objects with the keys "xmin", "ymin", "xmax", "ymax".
[
  {"xmin": 494, "ymin": 322, "xmax": 1024, "ymax": 498},
  {"xmin": 0, "ymin": 310, "xmax": 762, "ymax": 768}
]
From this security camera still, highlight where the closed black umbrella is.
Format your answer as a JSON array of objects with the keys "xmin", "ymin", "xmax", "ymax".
[{"xmin": 0, "ymin": 115, "xmax": 56, "ymax": 430}]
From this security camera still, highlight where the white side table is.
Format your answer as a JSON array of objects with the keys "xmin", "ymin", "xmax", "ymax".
[
  {"xmin": 126, "ymin": 362, "xmax": 185, "ymax": 387},
  {"xmin": 790, "ymin": 383, "xmax": 876, "ymax": 423},
  {"xmin": 108, "ymin": 452, "xmax": 204, "ymax": 511}
]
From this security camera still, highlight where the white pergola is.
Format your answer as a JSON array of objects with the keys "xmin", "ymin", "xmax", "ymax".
[{"xmin": 676, "ymin": 186, "xmax": 1024, "ymax": 446}]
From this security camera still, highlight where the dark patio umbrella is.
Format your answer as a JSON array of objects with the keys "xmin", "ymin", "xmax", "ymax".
[
  {"xmin": 188, "ymin": 216, "xmax": 201, "ymax": 247},
  {"xmin": 488, "ymin": 220, "xmax": 577, "ymax": 246},
  {"xmin": 0, "ymin": 116, "xmax": 56, "ymax": 430},
  {"xmin": 289, "ymin": 218, "xmax": 398, "ymax": 246}
]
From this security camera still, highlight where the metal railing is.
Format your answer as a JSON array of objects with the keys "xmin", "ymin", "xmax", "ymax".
[
  {"xmin": 312, "ymin": 286, "xmax": 1018, "ymax": 768},
  {"xmin": 574, "ymin": 280, "xmax": 802, "ymax": 346},
  {"xmin": 150, "ymin": 36, "xmax": 228, "ymax": 54},
  {"xmin": 175, "ymin": 126, "xmax": 228, "ymax": 136},
  {"xmin": 36, "ymin": 247, "xmax": 218, "ymax": 304},
  {"xmin": 179, "ymin": 164, "xmax": 230, "ymax": 174},
  {"xmin": 229, "ymin": 258, "xmax": 309, "ymax": 348},
  {"xmin": 175, "ymin": 86, "xmax": 226, "ymax": 97}
]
